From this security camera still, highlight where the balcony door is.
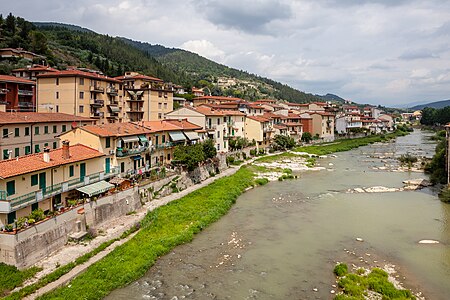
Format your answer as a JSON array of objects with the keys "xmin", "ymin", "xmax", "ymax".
[
  {"xmin": 80, "ymin": 163, "xmax": 86, "ymax": 180},
  {"xmin": 39, "ymin": 172, "xmax": 46, "ymax": 193},
  {"xmin": 105, "ymin": 158, "xmax": 110, "ymax": 174}
]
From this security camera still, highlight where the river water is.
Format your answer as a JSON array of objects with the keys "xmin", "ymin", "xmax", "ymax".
[{"xmin": 107, "ymin": 130, "xmax": 450, "ymax": 300}]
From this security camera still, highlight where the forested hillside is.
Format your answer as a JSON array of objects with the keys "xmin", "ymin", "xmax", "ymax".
[{"xmin": 0, "ymin": 13, "xmax": 323, "ymax": 102}]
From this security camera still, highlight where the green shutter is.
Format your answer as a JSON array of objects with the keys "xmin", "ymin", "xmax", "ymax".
[
  {"xmin": 14, "ymin": 128, "xmax": 19, "ymax": 137},
  {"xmin": 35, "ymin": 126, "xmax": 39, "ymax": 135},
  {"xmin": 6, "ymin": 181, "xmax": 15, "ymax": 196},
  {"xmin": 53, "ymin": 125, "xmax": 57, "ymax": 133},
  {"xmin": 44, "ymin": 126, "xmax": 49, "ymax": 134},
  {"xmin": 53, "ymin": 142, "xmax": 57, "ymax": 149},
  {"xmin": 25, "ymin": 127, "xmax": 30, "ymax": 136},
  {"xmin": 2, "ymin": 128, "xmax": 8, "ymax": 138},
  {"xmin": 3, "ymin": 149, "xmax": 9, "ymax": 159},
  {"xmin": 69, "ymin": 165, "xmax": 74, "ymax": 177},
  {"xmin": 31, "ymin": 174, "xmax": 38, "ymax": 186},
  {"xmin": 35, "ymin": 145, "xmax": 40, "ymax": 153},
  {"xmin": 105, "ymin": 137, "xmax": 111, "ymax": 148},
  {"xmin": 14, "ymin": 148, "xmax": 19, "ymax": 157},
  {"xmin": 62, "ymin": 125, "xmax": 67, "ymax": 132},
  {"xmin": 25, "ymin": 146, "xmax": 31, "ymax": 155}
]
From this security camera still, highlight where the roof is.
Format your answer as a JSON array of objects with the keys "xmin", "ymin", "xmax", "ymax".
[
  {"xmin": 114, "ymin": 74, "xmax": 163, "ymax": 82},
  {"xmin": 0, "ymin": 144, "xmax": 104, "ymax": 179},
  {"xmin": 312, "ymin": 102, "xmax": 328, "ymax": 106},
  {"xmin": 220, "ymin": 110, "xmax": 245, "ymax": 116},
  {"xmin": 287, "ymin": 113, "xmax": 302, "ymax": 119},
  {"xmin": 194, "ymin": 106, "xmax": 225, "ymax": 116},
  {"xmin": 247, "ymin": 115, "xmax": 270, "ymax": 123},
  {"xmin": 0, "ymin": 75, "xmax": 35, "ymax": 85},
  {"xmin": 142, "ymin": 119, "xmax": 202, "ymax": 132},
  {"xmin": 0, "ymin": 112, "xmax": 94, "ymax": 125},
  {"xmin": 12, "ymin": 65, "xmax": 58, "ymax": 73},
  {"xmin": 263, "ymin": 112, "xmax": 282, "ymax": 119},
  {"xmin": 37, "ymin": 70, "xmax": 120, "ymax": 83},
  {"xmin": 192, "ymin": 96, "xmax": 243, "ymax": 102},
  {"xmin": 285, "ymin": 122, "xmax": 303, "ymax": 126},
  {"xmin": 0, "ymin": 48, "xmax": 45, "ymax": 58},
  {"xmin": 286, "ymin": 102, "xmax": 309, "ymax": 107},
  {"xmin": 309, "ymin": 111, "xmax": 335, "ymax": 117},
  {"xmin": 273, "ymin": 124, "xmax": 287, "ymax": 129},
  {"xmin": 80, "ymin": 122, "xmax": 152, "ymax": 137}
]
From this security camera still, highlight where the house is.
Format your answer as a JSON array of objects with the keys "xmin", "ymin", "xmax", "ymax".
[
  {"xmin": 191, "ymin": 87, "xmax": 205, "ymax": 97},
  {"xmin": 37, "ymin": 69, "xmax": 123, "ymax": 124},
  {"xmin": 191, "ymin": 96, "xmax": 242, "ymax": 107},
  {"xmin": 12, "ymin": 65, "xmax": 58, "ymax": 81},
  {"xmin": 343, "ymin": 105, "xmax": 361, "ymax": 114},
  {"xmin": 0, "ymin": 142, "xmax": 114, "ymax": 227},
  {"xmin": 60, "ymin": 122, "xmax": 152, "ymax": 176},
  {"xmin": 0, "ymin": 48, "xmax": 46, "ymax": 62},
  {"xmin": 221, "ymin": 110, "xmax": 246, "ymax": 141},
  {"xmin": 115, "ymin": 72, "xmax": 174, "ymax": 121},
  {"xmin": 335, "ymin": 113, "xmax": 363, "ymax": 134},
  {"xmin": 244, "ymin": 103, "xmax": 265, "ymax": 116},
  {"xmin": 0, "ymin": 75, "xmax": 36, "ymax": 112},
  {"xmin": 378, "ymin": 114, "xmax": 395, "ymax": 131},
  {"xmin": 309, "ymin": 112, "xmax": 335, "ymax": 141},
  {"xmin": 245, "ymin": 115, "xmax": 274, "ymax": 149},
  {"xmin": 0, "ymin": 112, "xmax": 95, "ymax": 160}
]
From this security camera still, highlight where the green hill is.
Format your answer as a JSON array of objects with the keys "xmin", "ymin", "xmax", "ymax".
[{"xmin": 1, "ymin": 13, "xmax": 323, "ymax": 103}]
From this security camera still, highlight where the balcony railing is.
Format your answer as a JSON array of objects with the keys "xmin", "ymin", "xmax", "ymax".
[
  {"xmin": 18, "ymin": 101, "xmax": 33, "ymax": 108},
  {"xmin": 0, "ymin": 88, "xmax": 9, "ymax": 94},
  {"xmin": 206, "ymin": 125, "xmax": 217, "ymax": 131},
  {"xmin": 91, "ymin": 112, "xmax": 104, "ymax": 118},
  {"xmin": 116, "ymin": 146, "xmax": 148, "ymax": 157},
  {"xmin": 90, "ymin": 85, "xmax": 105, "ymax": 93},
  {"xmin": 127, "ymin": 108, "xmax": 144, "ymax": 113},
  {"xmin": 18, "ymin": 89, "xmax": 33, "ymax": 96},
  {"xmin": 154, "ymin": 142, "xmax": 174, "ymax": 150},
  {"xmin": 106, "ymin": 87, "xmax": 118, "ymax": 95},
  {"xmin": 263, "ymin": 127, "xmax": 274, "ymax": 132},
  {"xmin": 126, "ymin": 97, "xmax": 144, "ymax": 102},
  {"xmin": 0, "ymin": 168, "xmax": 119, "ymax": 213},
  {"xmin": 90, "ymin": 99, "xmax": 104, "ymax": 106}
]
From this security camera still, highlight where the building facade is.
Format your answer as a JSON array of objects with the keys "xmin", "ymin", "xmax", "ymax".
[{"xmin": 0, "ymin": 75, "xmax": 36, "ymax": 112}]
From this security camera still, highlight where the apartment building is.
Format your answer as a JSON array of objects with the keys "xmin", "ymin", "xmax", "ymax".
[
  {"xmin": 114, "ymin": 72, "xmax": 173, "ymax": 121},
  {"xmin": 0, "ymin": 75, "xmax": 36, "ymax": 112},
  {"xmin": 0, "ymin": 112, "xmax": 95, "ymax": 159},
  {"xmin": 0, "ymin": 142, "xmax": 113, "ymax": 227},
  {"xmin": 11, "ymin": 65, "xmax": 58, "ymax": 81},
  {"xmin": 36, "ymin": 70, "xmax": 123, "ymax": 124},
  {"xmin": 310, "ymin": 112, "xmax": 335, "ymax": 141},
  {"xmin": 245, "ymin": 116, "xmax": 274, "ymax": 149}
]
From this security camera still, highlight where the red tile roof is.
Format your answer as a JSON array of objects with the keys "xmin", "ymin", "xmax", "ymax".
[
  {"xmin": 286, "ymin": 102, "xmax": 308, "ymax": 107},
  {"xmin": 274, "ymin": 124, "xmax": 287, "ymax": 129},
  {"xmin": 193, "ymin": 96, "xmax": 243, "ymax": 102},
  {"xmin": 220, "ymin": 110, "xmax": 246, "ymax": 116},
  {"xmin": 0, "ymin": 75, "xmax": 35, "ymax": 85},
  {"xmin": 0, "ymin": 144, "xmax": 104, "ymax": 179},
  {"xmin": 80, "ymin": 122, "xmax": 152, "ymax": 137},
  {"xmin": 310, "ymin": 111, "xmax": 335, "ymax": 117},
  {"xmin": 142, "ymin": 119, "xmax": 202, "ymax": 132},
  {"xmin": 0, "ymin": 112, "xmax": 94, "ymax": 125},
  {"xmin": 247, "ymin": 115, "xmax": 270, "ymax": 123},
  {"xmin": 114, "ymin": 74, "xmax": 163, "ymax": 82},
  {"xmin": 37, "ymin": 70, "xmax": 120, "ymax": 83},
  {"xmin": 194, "ymin": 106, "xmax": 225, "ymax": 116},
  {"xmin": 12, "ymin": 65, "xmax": 58, "ymax": 72}
]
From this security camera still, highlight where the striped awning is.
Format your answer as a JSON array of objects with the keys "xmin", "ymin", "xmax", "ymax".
[
  {"xmin": 121, "ymin": 136, "xmax": 139, "ymax": 143},
  {"xmin": 168, "ymin": 131, "xmax": 186, "ymax": 142},
  {"xmin": 183, "ymin": 131, "xmax": 200, "ymax": 141},
  {"xmin": 76, "ymin": 180, "xmax": 114, "ymax": 197}
]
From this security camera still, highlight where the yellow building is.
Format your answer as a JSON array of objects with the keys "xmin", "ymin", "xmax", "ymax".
[
  {"xmin": 36, "ymin": 69, "xmax": 123, "ymax": 124},
  {"xmin": 310, "ymin": 112, "xmax": 335, "ymax": 141},
  {"xmin": 245, "ymin": 116, "xmax": 274, "ymax": 149},
  {"xmin": 0, "ymin": 142, "xmax": 114, "ymax": 226},
  {"xmin": 114, "ymin": 72, "xmax": 173, "ymax": 121},
  {"xmin": 0, "ymin": 112, "xmax": 95, "ymax": 159}
]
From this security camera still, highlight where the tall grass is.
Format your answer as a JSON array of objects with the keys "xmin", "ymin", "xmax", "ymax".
[
  {"xmin": 37, "ymin": 167, "xmax": 255, "ymax": 300},
  {"xmin": 0, "ymin": 264, "xmax": 41, "ymax": 296}
]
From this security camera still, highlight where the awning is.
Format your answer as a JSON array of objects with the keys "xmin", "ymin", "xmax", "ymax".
[
  {"xmin": 138, "ymin": 135, "xmax": 149, "ymax": 143},
  {"xmin": 121, "ymin": 136, "xmax": 139, "ymax": 143},
  {"xmin": 132, "ymin": 155, "xmax": 141, "ymax": 160},
  {"xmin": 108, "ymin": 106, "xmax": 120, "ymax": 113},
  {"xmin": 168, "ymin": 131, "xmax": 186, "ymax": 142},
  {"xmin": 183, "ymin": 131, "xmax": 200, "ymax": 141},
  {"xmin": 76, "ymin": 180, "xmax": 114, "ymax": 197}
]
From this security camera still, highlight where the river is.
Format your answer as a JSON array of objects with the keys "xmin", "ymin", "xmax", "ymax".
[{"xmin": 107, "ymin": 130, "xmax": 449, "ymax": 300}]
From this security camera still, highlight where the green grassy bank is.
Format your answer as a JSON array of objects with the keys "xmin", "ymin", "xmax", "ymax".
[{"xmin": 36, "ymin": 167, "xmax": 255, "ymax": 300}]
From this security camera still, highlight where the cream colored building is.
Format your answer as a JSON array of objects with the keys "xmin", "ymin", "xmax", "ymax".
[
  {"xmin": 36, "ymin": 69, "xmax": 123, "ymax": 124},
  {"xmin": 0, "ymin": 142, "xmax": 114, "ymax": 226},
  {"xmin": 245, "ymin": 116, "xmax": 274, "ymax": 149},
  {"xmin": 310, "ymin": 112, "xmax": 335, "ymax": 141},
  {"xmin": 115, "ymin": 72, "xmax": 173, "ymax": 122},
  {"xmin": 0, "ymin": 112, "xmax": 95, "ymax": 159}
]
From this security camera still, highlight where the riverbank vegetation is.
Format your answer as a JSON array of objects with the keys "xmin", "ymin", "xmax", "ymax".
[
  {"xmin": 0, "ymin": 264, "xmax": 41, "ymax": 296},
  {"xmin": 424, "ymin": 130, "xmax": 448, "ymax": 185},
  {"xmin": 37, "ymin": 167, "xmax": 256, "ymax": 299},
  {"xmin": 333, "ymin": 263, "xmax": 415, "ymax": 300}
]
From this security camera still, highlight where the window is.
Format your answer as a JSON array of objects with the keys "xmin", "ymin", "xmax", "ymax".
[
  {"xmin": 69, "ymin": 165, "xmax": 74, "ymax": 177},
  {"xmin": 14, "ymin": 148, "xmax": 19, "ymax": 157},
  {"xmin": 62, "ymin": 125, "xmax": 67, "ymax": 132},
  {"xmin": 217, "ymin": 131, "xmax": 220, "ymax": 138},
  {"xmin": 56, "ymin": 78, "xmax": 59, "ymax": 85},
  {"xmin": 79, "ymin": 105, "xmax": 84, "ymax": 113},
  {"xmin": 167, "ymin": 153, "xmax": 171, "ymax": 160},
  {"xmin": 164, "ymin": 103, "xmax": 167, "ymax": 109},
  {"xmin": 25, "ymin": 127, "xmax": 30, "ymax": 136},
  {"xmin": 3, "ymin": 149, "xmax": 9, "ymax": 159},
  {"xmin": 158, "ymin": 103, "xmax": 162, "ymax": 109},
  {"xmin": 14, "ymin": 128, "xmax": 19, "ymax": 137},
  {"xmin": 35, "ymin": 144, "xmax": 40, "ymax": 153},
  {"xmin": 44, "ymin": 143, "xmax": 48, "ymax": 147},
  {"xmin": 53, "ymin": 125, "xmax": 57, "ymax": 133},
  {"xmin": 53, "ymin": 141, "xmax": 57, "ymax": 149},
  {"xmin": 120, "ymin": 162, "xmax": 125, "ymax": 173},
  {"xmin": 79, "ymin": 78, "xmax": 84, "ymax": 85},
  {"xmin": 217, "ymin": 118, "xmax": 220, "ymax": 125},
  {"xmin": 25, "ymin": 146, "xmax": 31, "ymax": 155},
  {"xmin": 158, "ymin": 91, "xmax": 162, "ymax": 97},
  {"xmin": 56, "ymin": 105, "xmax": 59, "ymax": 112},
  {"xmin": 44, "ymin": 126, "xmax": 49, "ymax": 134},
  {"xmin": 79, "ymin": 91, "xmax": 84, "ymax": 99},
  {"xmin": 162, "ymin": 135, "xmax": 166, "ymax": 143},
  {"xmin": 31, "ymin": 174, "xmax": 38, "ymax": 186},
  {"xmin": 2, "ymin": 128, "xmax": 8, "ymax": 138},
  {"xmin": 164, "ymin": 92, "xmax": 168, "ymax": 98},
  {"xmin": 158, "ymin": 113, "xmax": 162, "ymax": 119},
  {"xmin": 6, "ymin": 180, "xmax": 15, "ymax": 196},
  {"xmin": 104, "ymin": 137, "xmax": 111, "ymax": 148},
  {"xmin": 56, "ymin": 91, "xmax": 59, "ymax": 99}
]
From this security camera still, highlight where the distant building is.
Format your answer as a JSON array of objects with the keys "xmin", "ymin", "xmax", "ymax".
[
  {"xmin": 0, "ymin": 48, "xmax": 46, "ymax": 62},
  {"xmin": 0, "ymin": 75, "xmax": 36, "ymax": 112},
  {"xmin": 11, "ymin": 65, "xmax": 57, "ymax": 81}
]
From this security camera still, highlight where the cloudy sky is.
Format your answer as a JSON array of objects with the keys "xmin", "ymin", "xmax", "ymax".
[{"xmin": 3, "ymin": 0, "xmax": 450, "ymax": 106}]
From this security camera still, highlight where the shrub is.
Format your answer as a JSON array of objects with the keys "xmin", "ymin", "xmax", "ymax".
[
  {"xmin": 249, "ymin": 149, "xmax": 257, "ymax": 156},
  {"xmin": 29, "ymin": 208, "xmax": 45, "ymax": 222},
  {"xmin": 226, "ymin": 156, "xmax": 235, "ymax": 165},
  {"xmin": 439, "ymin": 187, "xmax": 450, "ymax": 203},
  {"xmin": 0, "ymin": 263, "xmax": 41, "ymax": 296},
  {"xmin": 254, "ymin": 178, "xmax": 269, "ymax": 186},
  {"xmin": 242, "ymin": 152, "xmax": 247, "ymax": 160},
  {"xmin": 334, "ymin": 263, "xmax": 348, "ymax": 276}
]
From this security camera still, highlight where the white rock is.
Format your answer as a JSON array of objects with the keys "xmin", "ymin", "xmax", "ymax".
[
  {"xmin": 418, "ymin": 240, "xmax": 439, "ymax": 244},
  {"xmin": 331, "ymin": 290, "xmax": 335, "ymax": 294},
  {"xmin": 356, "ymin": 237, "xmax": 364, "ymax": 242},
  {"xmin": 313, "ymin": 288, "xmax": 318, "ymax": 292}
]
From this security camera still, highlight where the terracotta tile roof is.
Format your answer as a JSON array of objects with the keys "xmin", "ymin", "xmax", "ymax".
[
  {"xmin": 142, "ymin": 119, "xmax": 202, "ymax": 132},
  {"xmin": 114, "ymin": 74, "xmax": 163, "ymax": 82},
  {"xmin": 310, "ymin": 111, "xmax": 335, "ymax": 117},
  {"xmin": 247, "ymin": 115, "xmax": 270, "ymax": 123},
  {"xmin": 193, "ymin": 96, "xmax": 243, "ymax": 102},
  {"xmin": 286, "ymin": 102, "xmax": 308, "ymax": 107},
  {"xmin": 12, "ymin": 65, "xmax": 58, "ymax": 72},
  {"xmin": 0, "ymin": 112, "xmax": 95, "ymax": 125},
  {"xmin": 194, "ymin": 106, "xmax": 225, "ymax": 116},
  {"xmin": 220, "ymin": 110, "xmax": 245, "ymax": 116},
  {"xmin": 37, "ymin": 70, "xmax": 120, "ymax": 83},
  {"xmin": 247, "ymin": 103, "xmax": 264, "ymax": 109},
  {"xmin": 0, "ymin": 144, "xmax": 104, "ymax": 179},
  {"xmin": 81, "ymin": 122, "xmax": 152, "ymax": 137},
  {"xmin": 263, "ymin": 112, "xmax": 282, "ymax": 119},
  {"xmin": 285, "ymin": 122, "xmax": 303, "ymax": 126},
  {"xmin": 0, "ymin": 75, "xmax": 35, "ymax": 85},
  {"xmin": 255, "ymin": 99, "xmax": 277, "ymax": 103},
  {"xmin": 274, "ymin": 124, "xmax": 287, "ymax": 129},
  {"xmin": 312, "ymin": 102, "xmax": 327, "ymax": 106},
  {"xmin": 287, "ymin": 113, "xmax": 302, "ymax": 119}
]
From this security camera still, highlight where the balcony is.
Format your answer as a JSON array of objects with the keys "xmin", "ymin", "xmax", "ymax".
[
  {"xmin": 206, "ymin": 125, "xmax": 217, "ymax": 131},
  {"xmin": 227, "ymin": 120, "xmax": 235, "ymax": 127},
  {"xmin": 0, "ymin": 88, "xmax": 9, "ymax": 94},
  {"xmin": 116, "ymin": 146, "xmax": 148, "ymax": 157},
  {"xmin": 0, "ymin": 168, "xmax": 119, "ymax": 213},
  {"xmin": 90, "ymin": 99, "xmax": 104, "ymax": 107},
  {"xmin": 106, "ymin": 86, "xmax": 118, "ymax": 95},
  {"xmin": 126, "ymin": 97, "xmax": 144, "ymax": 102},
  {"xmin": 263, "ymin": 126, "xmax": 274, "ymax": 133},
  {"xmin": 154, "ymin": 142, "xmax": 174, "ymax": 150},
  {"xmin": 91, "ymin": 111, "xmax": 104, "ymax": 118},
  {"xmin": 18, "ymin": 89, "xmax": 33, "ymax": 96},
  {"xmin": 18, "ymin": 101, "xmax": 33, "ymax": 108},
  {"xmin": 127, "ymin": 107, "xmax": 144, "ymax": 113},
  {"xmin": 90, "ymin": 85, "xmax": 105, "ymax": 93}
]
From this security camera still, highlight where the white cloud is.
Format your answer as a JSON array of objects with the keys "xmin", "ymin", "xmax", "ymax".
[{"xmin": 180, "ymin": 40, "xmax": 226, "ymax": 62}]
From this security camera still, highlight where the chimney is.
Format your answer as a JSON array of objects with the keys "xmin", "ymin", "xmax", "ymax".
[
  {"xmin": 43, "ymin": 147, "xmax": 50, "ymax": 163},
  {"xmin": 62, "ymin": 140, "xmax": 70, "ymax": 160}
]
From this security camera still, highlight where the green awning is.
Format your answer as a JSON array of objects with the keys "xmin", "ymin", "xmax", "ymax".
[
  {"xmin": 108, "ymin": 106, "xmax": 120, "ymax": 113},
  {"xmin": 76, "ymin": 180, "xmax": 114, "ymax": 197},
  {"xmin": 184, "ymin": 131, "xmax": 200, "ymax": 141},
  {"xmin": 138, "ymin": 135, "xmax": 149, "ymax": 143},
  {"xmin": 168, "ymin": 131, "xmax": 186, "ymax": 142}
]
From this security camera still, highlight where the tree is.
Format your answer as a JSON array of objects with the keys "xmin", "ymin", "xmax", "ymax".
[
  {"xmin": 203, "ymin": 139, "xmax": 217, "ymax": 159},
  {"xmin": 420, "ymin": 107, "xmax": 436, "ymax": 126},
  {"xmin": 272, "ymin": 135, "xmax": 296, "ymax": 150},
  {"xmin": 5, "ymin": 13, "xmax": 15, "ymax": 36},
  {"xmin": 173, "ymin": 143, "xmax": 205, "ymax": 171},
  {"xmin": 29, "ymin": 31, "xmax": 48, "ymax": 54},
  {"xmin": 301, "ymin": 132, "xmax": 313, "ymax": 143}
]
